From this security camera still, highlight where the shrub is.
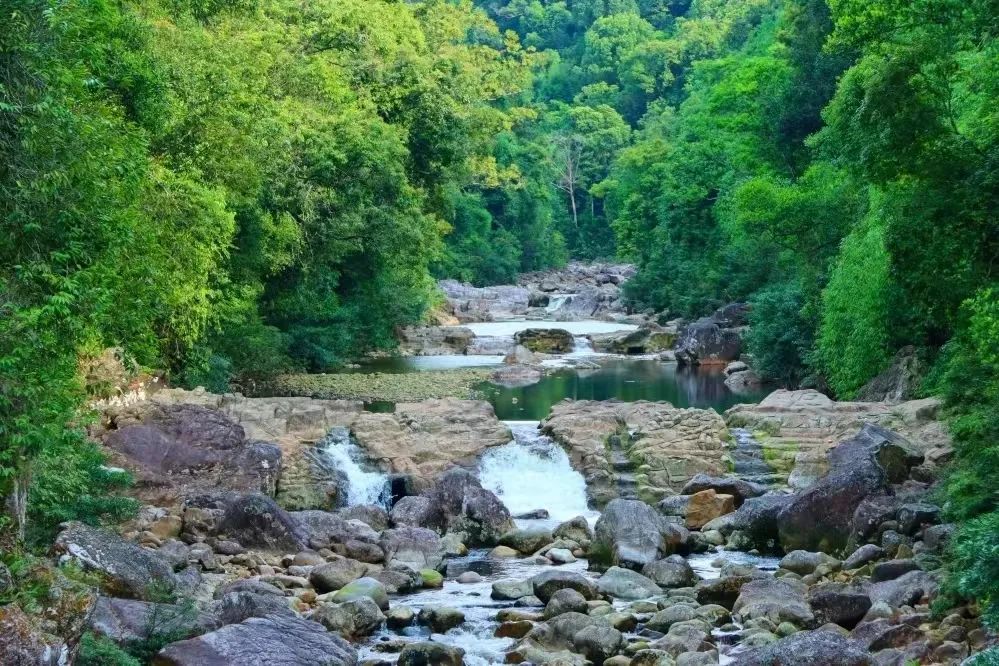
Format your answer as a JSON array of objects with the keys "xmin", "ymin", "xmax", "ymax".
[
  {"xmin": 745, "ymin": 281, "xmax": 815, "ymax": 385},
  {"xmin": 78, "ymin": 633, "xmax": 142, "ymax": 666}
]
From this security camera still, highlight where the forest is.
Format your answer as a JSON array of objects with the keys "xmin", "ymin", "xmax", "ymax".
[{"xmin": 1, "ymin": 0, "xmax": 998, "ymax": 657}]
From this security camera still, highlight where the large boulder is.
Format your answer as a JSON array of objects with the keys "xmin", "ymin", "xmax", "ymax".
[
  {"xmin": 593, "ymin": 499, "xmax": 687, "ymax": 569},
  {"xmin": 421, "ymin": 468, "xmax": 515, "ymax": 545},
  {"xmin": 184, "ymin": 493, "xmax": 307, "ymax": 552},
  {"xmin": 154, "ymin": 615, "xmax": 358, "ymax": 665},
  {"xmin": 681, "ymin": 474, "xmax": 767, "ymax": 507},
  {"xmin": 0, "ymin": 605, "xmax": 69, "ymax": 666},
  {"xmin": 808, "ymin": 584, "xmax": 872, "ymax": 629},
  {"xmin": 291, "ymin": 510, "xmax": 380, "ymax": 551},
  {"xmin": 398, "ymin": 641, "xmax": 465, "ymax": 666},
  {"xmin": 313, "ymin": 598, "xmax": 385, "ymax": 639},
  {"xmin": 674, "ymin": 318, "xmax": 742, "ymax": 366},
  {"xmin": 379, "ymin": 527, "xmax": 445, "ymax": 571},
  {"xmin": 732, "ymin": 578, "xmax": 814, "ymax": 626},
  {"xmin": 531, "ymin": 570, "xmax": 599, "ymax": 603},
  {"xmin": 90, "ymin": 597, "xmax": 221, "ymax": 644},
  {"xmin": 53, "ymin": 523, "xmax": 184, "ymax": 600},
  {"xmin": 777, "ymin": 425, "xmax": 922, "ymax": 553},
  {"xmin": 309, "ymin": 556, "xmax": 369, "ymax": 593},
  {"xmin": 715, "ymin": 493, "xmax": 792, "ymax": 552},
  {"xmin": 596, "ymin": 566, "xmax": 663, "ymax": 600},
  {"xmin": 738, "ymin": 629, "xmax": 872, "ymax": 665},
  {"xmin": 515, "ymin": 328, "xmax": 575, "ymax": 354},
  {"xmin": 439, "ymin": 279, "xmax": 531, "ymax": 322},
  {"xmin": 856, "ymin": 346, "xmax": 922, "ymax": 403},
  {"xmin": 642, "ymin": 555, "xmax": 698, "ymax": 588}
]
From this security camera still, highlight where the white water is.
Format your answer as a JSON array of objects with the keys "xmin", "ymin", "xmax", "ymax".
[
  {"xmin": 319, "ymin": 428, "xmax": 390, "ymax": 507},
  {"xmin": 545, "ymin": 293, "xmax": 576, "ymax": 313},
  {"xmin": 479, "ymin": 422, "xmax": 598, "ymax": 527},
  {"xmin": 569, "ymin": 335, "xmax": 595, "ymax": 355},
  {"xmin": 463, "ymin": 319, "xmax": 637, "ymax": 337}
]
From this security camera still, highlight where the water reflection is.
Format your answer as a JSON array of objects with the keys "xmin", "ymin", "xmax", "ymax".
[{"xmin": 479, "ymin": 360, "xmax": 766, "ymax": 420}]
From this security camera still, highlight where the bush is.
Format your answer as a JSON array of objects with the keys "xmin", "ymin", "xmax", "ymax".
[
  {"xmin": 745, "ymin": 281, "xmax": 815, "ymax": 385},
  {"xmin": 78, "ymin": 633, "xmax": 142, "ymax": 666}
]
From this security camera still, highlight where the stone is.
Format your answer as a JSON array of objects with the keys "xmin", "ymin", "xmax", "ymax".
[
  {"xmin": 642, "ymin": 556, "xmax": 698, "ymax": 588},
  {"xmin": 850, "ymin": 619, "xmax": 922, "ymax": 651},
  {"xmin": 722, "ymin": 493, "xmax": 793, "ymax": 552},
  {"xmin": 379, "ymin": 527, "xmax": 444, "ymax": 571},
  {"xmin": 777, "ymin": 425, "xmax": 922, "ymax": 553},
  {"xmin": 386, "ymin": 605, "xmax": 415, "ymax": 629},
  {"xmin": 594, "ymin": 499, "xmax": 687, "ymax": 569},
  {"xmin": 515, "ymin": 328, "xmax": 574, "ymax": 353},
  {"xmin": 489, "ymin": 545, "xmax": 519, "ymax": 558},
  {"xmin": 779, "ymin": 550, "xmax": 839, "ymax": 576},
  {"xmin": 0, "ymin": 605, "xmax": 70, "ymax": 666},
  {"xmin": 843, "ymin": 544, "xmax": 885, "ymax": 570},
  {"xmin": 896, "ymin": 503, "xmax": 940, "ymax": 535},
  {"xmin": 187, "ymin": 492, "xmax": 307, "ymax": 552},
  {"xmin": 870, "ymin": 559, "xmax": 920, "ymax": 583},
  {"xmin": 597, "ymin": 566, "xmax": 664, "ymax": 600},
  {"xmin": 330, "ymin": 577, "xmax": 389, "ymax": 610},
  {"xmin": 531, "ymin": 570, "xmax": 598, "ymax": 603},
  {"xmin": 370, "ymin": 564, "xmax": 422, "ymax": 595},
  {"xmin": 492, "ymin": 579, "xmax": 534, "ymax": 600},
  {"xmin": 685, "ymin": 490, "xmax": 736, "ymax": 529},
  {"xmin": 573, "ymin": 624, "xmax": 625, "ymax": 663},
  {"xmin": 422, "ymin": 468, "xmax": 516, "ymax": 545},
  {"xmin": 155, "ymin": 615, "xmax": 357, "ymax": 666},
  {"xmin": 389, "ymin": 495, "xmax": 436, "ymax": 528},
  {"xmin": 496, "ymin": 620, "xmax": 534, "ymax": 639},
  {"xmin": 739, "ymin": 629, "xmax": 872, "ymax": 665},
  {"xmin": 418, "ymin": 606, "xmax": 466, "ymax": 633},
  {"xmin": 547, "ymin": 548, "xmax": 577, "ymax": 564},
  {"xmin": 505, "ymin": 344, "xmax": 539, "ymax": 365},
  {"xmin": 681, "ymin": 474, "xmax": 767, "ymax": 507},
  {"xmin": 652, "ymin": 622, "xmax": 714, "ymax": 657},
  {"xmin": 867, "ymin": 571, "xmax": 938, "ymax": 609},
  {"xmin": 500, "ymin": 527, "xmax": 554, "ymax": 554},
  {"xmin": 856, "ymin": 346, "xmax": 921, "ymax": 403},
  {"xmin": 420, "ymin": 569, "xmax": 444, "ymax": 588},
  {"xmin": 456, "ymin": 571, "xmax": 482, "ymax": 584},
  {"xmin": 544, "ymin": 588, "xmax": 589, "ymax": 619},
  {"xmin": 89, "ymin": 597, "xmax": 220, "ymax": 644},
  {"xmin": 922, "ymin": 523, "xmax": 955, "ymax": 551},
  {"xmin": 309, "ymin": 556, "xmax": 368, "ymax": 594},
  {"xmin": 553, "ymin": 515, "xmax": 594, "ymax": 544},
  {"xmin": 674, "ymin": 318, "xmax": 742, "ymax": 366},
  {"xmin": 808, "ymin": 584, "xmax": 872, "ymax": 630},
  {"xmin": 338, "ymin": 504, "xmax": 389, "ymax": 531},
  {"xmin": 53, "ymin": 523, "xmax": 183, "ymax": 600},
  {"xmin": 733, "ymin": 578, "xmax": 814, "ymax": 626},
  {"xmin": 314, "ymin": 597, "xmax": 385, "ymax": 638},
  {"xmin": 397, "ymin": 641, "xmax": 465, "ymax": 666},
  {"xmin": 647, "ymin": 604, "xmax": 698, "ymax": 632},
  {"xmin": 696, "ymin": 573, "xmax": 765, "ymax": 609}
]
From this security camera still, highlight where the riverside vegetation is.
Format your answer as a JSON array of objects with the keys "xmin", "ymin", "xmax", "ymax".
[{"xmin": 1, "ymin": 0, "xmax": 998, "ymax": 663}]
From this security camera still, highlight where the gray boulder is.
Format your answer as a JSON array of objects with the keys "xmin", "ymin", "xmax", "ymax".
[
  {"xmin": 643, "ymin": 555, "xmax": 698, "ymax": 588},
  {"xmin": 807, "ymin": 584, "xmax": 872, "ymax": 630},
  {"xmin": 313, "ymin": 598, "xmax": 385, "ymax": 639},
  {"xmin": 330, "ymin": 577, "xmax": 389, "ymax": 610},
  {"xmin": 733, "ymin": 578, "xmax": 814, "ymax": 626},
  {"xmin": 594, "ymin": 499, "xmax": 687, "ymax": 569},
  {"xmin": 531, "ymin": 570, "xmax": 598, "ymax": 603},
  {"xmin": 543, "ymin": 588, "xmax": 588, "ymax": 619},
  {"xmin": 779, "ymin": 550, "xmax": 839, "ymax": 576},
  {"xmin": 389, "ymin": 496, "xmax": 436, "ymax": 528},
  {"xmin": 674, "ymin": 318, "xmax": 742, "ymax": 366},
  {"xmin": 417, "ymin": 606, "xmax": 465, "ymax": 633},
  {"xmin": 397, "ymin": 641, "xmax": 464, "ymax": 666},
  {"xmin": 379, "ymin": 527, "xmax": 444, "ymax": 571},
  {"xmin": 309, "ymin": 556, "xmax": 368, "ymax": 593},
  {"xmin": 424, "ymin": 468, "xmax": 515, "ymax": 545},
  {"xmin": 573, "ymin": 624, "xmax": 625, "ymax": 663},
  {"xmin": 89, "ymin": 597, "xmax": 220, "ymax": 644},
  {"xmin": 724, "ymin": 493, "xmax": 793, "ymax": 552},
  {"xmin": 500, "ymin": 527, "xmax": 553, "ymax": 554},
  {"xmin": 155, "ymin": 615, "xmax": 357, "ymax": 665},
  {"xmin": 739, "ymin": 629, "xmax": 872, "ymax": 665},
  {"xmin": 681, "ymin": 474, "xmax": 767, "ymax": 507},
  {"xmin": 185, "ymin": 493, "xmax": 306, "ymax": 552},
  {"xmin": 596, "ymin": 566, "xmax": 663, "ymax": 600},
  {"xmin": 843, "ymin": 544, "xmax": 885, "ymax": 570}
]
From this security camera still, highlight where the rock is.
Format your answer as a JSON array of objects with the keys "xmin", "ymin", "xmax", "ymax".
[
  {"xmin": 89, "ymin": 597, "xmax": 220, "ymax": 644},
  {"xmin": 390, "ymin": 495, "xmax": 436, "ymax": 528},
  {"xmin": 631, "ymin": 649, "xmax": 675, "ymax": 665},
  {"xmin": 696, "ymin": 573, "xmax": 765, "ymax": 609},
  {"xmin": 456, "ymin": 571, "xmax": 482, "ymax": 584},
  {"xmin": 488, "ymin": 545, "xmax": 519, "ymax": 558},
  {"xmin": 155, "ymin": 615, "xmax": 357, "ymax": 665},
  {"xmin": 338, "ymin": 504, "xmax": 389, "ymax": 531},
  {"xmin": 777, "ymin": 425, "xmax": 922, "ymax": 553},
  {"xmin": 496, "ymin": 620, "xmax": 535, "ymax": 639},
  {"xmin": 53, "ymin": 523, "xmax": 183, "ymax": 600},
  {"xmin": 647, "ymin": 604, "xmax": 698, "ymax": 632},
  {"xmin": 842, "ymin": 544, "xmax": 885, "ymax": 570},
  {"xmin": 491, "ymin": 365, "xmax": 543, "ymax": 388},
  {"xmin": 515, "ymin": 328, "xmax": 575, "ymax": 353},
  {"xmin": 553, "ymin": 516, "xmax": 593, "ymax": 544},
  {"xmin": 309, "ymin": 556, "xmax": 368, "ymax": 593},
  {"xmin": 685, "ymin": 490, "xmax": 736, "ymax": 529},
  {"xmin": 330, "ymin": 577, "xmax": 389, "ymax": 610},
  {"xmin": 418, "ymin": 606, "xmax": 465, "ymax": 633},
  {"xmin": 504, "ymin": 345, "xmax": 539, "ymax": 365},
  {"xmin": 856, "ymin": 346, "xmax": 921, "ymax": 403},
  {"xmin": 896, "ymin": 503, "xmax": 940, "ymax": 535},
  {"xmin": 870, "ymin": 559, "xmax": 920, "ymax": 583},
  {"xmin": 544, "ymin": 588, "xmax": 589, "ymax": 619},
  {"xmin": 422, "ymin": 468, "xmax": 515, "ymax": 545},
  {"xmin": 867, "ymin": 571, "xmax": 937, "ymax": 608},
  {"xmin": 850, "ymin": 619, "xmax": 922, "ymax": 651},
  {"xmin": 597, "ymin": 567, "xmax": 664, "ymax": 600},
  {"xmin": 779, "ymin": 551, "xmax": 839, "ymax": 576},
  {"xmin": 500, "ymin": 527, "xmax": 553, "ymax": 554},
  {"xmin": 420, "ymin": 569, "xmax": 444, "ymax": 588},
  {"xmin": 807, "ymin": 584, "xmax": 872, "ymax": 630},
  {"xmin": 921, "ymin": 523, "xmax": 954, "ymax": 552},
  {"xmin": 185, "ymin": 492, "xmax": 307, "ymax": 552},
  {"xmin": 386, "ymin": 605, "xmax": 415, "ymax": 629},
  {"xmin": 674, "ymin": 318, "xmax": 742, "ymax": 366},
  {"xmin": 594, "ymin": 499, "xmax": 687, "ymax": 569},
  {"xmin": 733, "ymin": 578, "xmax": 814, "ymax": 626},
  {"xmin": 397, "ymin": 641, "xmax": 465, "ymax": 666},
  {"xmin": 573, "ymin": 624, "xmax": 625, "ymax": 663},
  {"xmin": 740, "ymin": 629, "xmax": 871, "ymax": 665},
  {"xmin": 681, "ymin": 474, "xmax": 767, "ymax": 507},
  {"xmin": 492, "ymin": 579, "xmax": 534, "ymax": 600},
  {"xmin": 547, "ymin": 548, "xmax": 577, "ymax": 564},
  {"xmin": 379, "ymin": 527, "xmax": 444, "ymax": 571},
  {"xmin": 718, "ymin": 493, "xmax": 792, "ymax": 552},
  {"xmin": 0, "ymin": 605, "xmax": 70, "ymax": 666},
  {"xmin": 531, "ymin": 570, "xmax": 598, "ymax": 603},
  {"xmin": 439, "ymin": 278, "xmax": 531, "ymax": 322},
  {"xmin": 213, "ymin": 589, "xmax": 294, "ymax": 626},
  {"xmin": 314, "ymin": 597, "xmax": 385, "ymax": 638},
  {"xmin": 651, "ymin": 622, "xmax": 714, "ymax": 657},
  {"xmin": 643, "ymin": 555, "xmax": 698, "ymax": 588}
]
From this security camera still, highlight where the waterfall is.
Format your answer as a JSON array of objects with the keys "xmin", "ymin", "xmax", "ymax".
[
  {"xmin": 570, "ymin": 335, "xmax": 594, "ymax": 355},
  {"xmin": 479, "ymin": 422, "xmax": 596, "ymax": 524},
  {"xmin": 318, "ymin": 428, "xmax": 390, "ymax": 507},
  {"xmin": 545, "ymin": 293, "xmax": 575, "ymax": 314}
]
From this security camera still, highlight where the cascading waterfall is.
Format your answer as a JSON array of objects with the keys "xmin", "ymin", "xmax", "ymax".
[
  {"xmin": 318, "ymin": 427, "xmax": 390, "ymax": 507},
  {"xmin": 570, "ymin": 335, "xmax": 594, "ymax": 355},
  {"xmin": 545, "ymin": 293, "xmax": 575, "ymax": 314},
  {"xmin": 479, "ymin": 422, "xmax": 596, "ymax": 524}
]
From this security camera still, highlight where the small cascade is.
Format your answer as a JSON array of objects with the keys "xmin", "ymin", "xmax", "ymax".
[
  {"xmin": 545, "ymin": 293, "xmax": 575, "ymax": 314},
  {"xmin": 608, "ymin": 431, "xmax": 639, "ymax": 499},
  {"xmin": 479, "ymin": 422, "xmax": 595, "ymax": 524},
  {"xmin": 729, "ymin": 427, "xmax": 779, "ymax": 485},
  {"xmin": 317, "ymin": 427, "xmax": 391, "ymax": 507},
  {"xmin": 570, "ymin": 335, "xmax": 594, "ymax": 355}
]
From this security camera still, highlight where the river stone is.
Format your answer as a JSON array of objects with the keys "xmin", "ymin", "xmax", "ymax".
[
  {"xmin": 594, "ymin": 499, "xmax": 687, "ymax": 569},
  {"xmin": 418, "ymin": 606, "xmax": 465, "ymax": 633},
  {"xmin": 496, "ymin": 620, "xmax": 535, "ymax": 638},
  {"xmin": 850, "ymin": 618, "xmax": 922, "ymax": 651},
  {"xmin": 777, "ymin": 425, "xmax": 922, "ymax": 553},
  {"xmin": 573, "ymin": 624, "xmax": 625, "ymax": 663},
  {"xmin": 647, "ymin": 604, "xmax": 698, "ymax": 632},
  {"xmin": 397, "ymin": 641, "xmax": 464, "ymax": 666},
  {"xmin": 870, "ymin": 559, "xmax": 920, "ymax": 583},
  {"xmin": 652, "ymin": 622, "xmax": 714, "ymax": 657},
  {"xmin": 89, "ymin": 597, "xmax": 221, "ymax": 644},
  {"xmin": 868, "ymin": 571, "xmax": 938, "ymax": 608},
  {"xmin": 331, "ymin": 577, "xmax": 389, "ymax": 610},
  {"xmin": 425, "ymin": 468, "xmax": 516, "ymax": 545},
  {"xmin": 739, "ymin": 629, "xmax": 872, "ymax": 665},
  {"xmin": 808, "ymin": 584, "xmax": 872, "ymax": 630},
  {"xmin": 213, "ymin": 589, "xmax": 295, "ymax": 626},
  {"xmin": 722, "ymin": 493, "xmax": 793, "ymax": 552},
  {"xmin": 379, "ymin": 527, "xmax": 444, "ymax": 571},
  {"xmin": 547, "ymin": 548, "xmax": 577, "ymax": 564},
  {"xmin": 309, "ymin": 556, "xmax": 368, "ymax": 593},
  {"xmin": 492, "ymin": 579, "xmax": 534, "ymax": 600},
  {"xmin": 386, "ymin": 605, "xmax": 415, "ymax": 629},
  {"xmin": 544, "ymin": 588, "xmax": 589, "ymax": 619},
  {"xmin": 370, "ymin": 564, "xmax": 422, "ymax": 595},
  {"xmin": 420, "ymin": 569, "xmax": 444, "ymax": 588},
  {"xmin": 553, "ymin": 515, "xmax": 594, "ymax": 544},
  {"xmin": 314, "ymin": 597, "xmax": 385, "ymax": 638},
  {"xmin": 597, "ymin": 566, "xmax": 663, "ymax": 600},
  {"xmin": 843, "ymin": 544, "xmax": 885, "ymax": 570},
  {"xmin": 500, "ymin": 526, "xmax": 554, "ymax": 554},
  {"xmin": 155, "ymin": 615, "xmax": 357, "ymax": 666},
  {"xmin": 531, "ymin": 570, "xmax": 598, "ymax": 603},
  {"xmin": 199, "ymin": 492, "xmax": 307, "ymax": 552},
  {"xmin": 696, "ymin": 573, "xmax": 765, "ymax": 609},
  {"xmin": 515, "ymin": 328, "xmax": 574, "ymax": 353},
  {"xmin": 631, "ymin": 649, "xmax": 675, "ymax": 666},
  {"xmin": 643, "ymin": 555, "xmax": 698, "ymax": 588},
  {"xmin": 456, "ymin": 571, "xmax": 482, "ymax": 584},
  {"xmin": 779, "ymin": 550, "xmax": 840, "ymax": 576},
  {"xmin": 733, "ymin": 578, "xmax": 814, "ymax": 626},
  {"xmin": 53, "ymin": 522, "xmax": 183, "ymax": 600},
  {"xmin": 390, "ymin": 496, "xmax": 436, "ymax": 528}
]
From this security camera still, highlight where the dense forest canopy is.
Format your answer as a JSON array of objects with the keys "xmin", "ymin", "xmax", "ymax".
[{"xmin": 2, "ymin": 0, "xmax": 999, "ymax": 631}]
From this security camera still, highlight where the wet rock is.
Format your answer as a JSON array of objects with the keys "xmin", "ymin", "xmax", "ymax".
[
  {"xmin": 547, "ymin": 548, "xmax": 577, "ymax": 564},
  {"xmin": 514, "ymin": 509, "xmax": 550, "ymax": 520},
  {"xmin": 488, "ymin": 545, "xmax": 519, "ymax": 558},
  {"xmin": 652, "ymin": 622, "xmax": 715, "ymax": 657},
  {"xmin": 531, "ymin": 570, "xmax": 598, "ymax": 603},
  {"xmin": 420, "ymin": 569, "xmax": 444, "ymax": 588},
  {"xmin": 544, "ymin": 588, "xmax": 589, "ymax": 619},
  {"xmin": 843, "ymin": 544, "xmax": 885, "ymax": 570},
  {"xmin": 597, "ymin": 566, "xmax": 664, "ymax": 600},
  {"xmin": 155, "ymin": 615, "xmax": 357, "ymax": 666},
  {"xmin": 573, "ymin": 624, "xmax": 625, "ymax": 663},
  {"xmin": 53, "ymin": 522, "xmax": 183, "ymax": 600},
  {"xmin": 492, "ymin": 579, "xmax": 534, "ymax": 600},
  {"xmin": 643, "ymin": 555, "xmax": 698, "ymax": 589},
  {"xmin": 553, "ymin": 516, "xmax": 593, "ymax": 544},
  {"xmin": 500, "ymin": 526, "xmax": 554, "ymax": 554},
  {"xmin": 807, "ymin": 584, "xmax": 872, "ymax": 629},
  {"xmin": 723, "ymin": 493, "xmax": 793, "ymax": 552},
  {"xmin": 631, "ymin": 649, "xmax": 675, "ymax": 665},
  {"xmin": 777, "ymin": 425, "xmax": 922, "ymax": 553},
  {"xmin": 681, "ymin": 474, "xmax": 767, "ymax": 507},
  {"xmin": 779, "ymin": 550, "xmax": 840, "ymax": 576},
  {"xmin": 456, "ymin": 571, "xmax": 482, "ymax": 584},
  {"xmin": 647, "ymin": 604, "xmax": 697, "ymax": 632},
  {"xmin": 398, "ymin": 641, "xmax": 465, "ymax": 666},
  {"xmin": 370, "ymin": 564, "xmax": 422, "ymax": 595},
  {"xmin": 594, "ymin": 499, "xmax": 687, "ymax": 569},
  {"xmin": 309, "ymin": 556, "xmax": 368, "ymax": 593},
  {"xmin": 496, "ymin": 620, "xmax": 534, "ymax": 639},
  {"xmin": 696, "ymin": 572, "xmax": 765, "ymax": 609},
  {"xmin": 867, "ymin": 571, "xmax": 937, "ymax": 608},
  {"xmin": 850, "ymin": 619, "xmax": 922, "ymax": 651},
  {"xmin": 505, "ymin": 345, "xmax": 539, "ymax": 365},
  {"xmin": 314, "ymin": 597, "xmax": 385, "ymax": 638},
  {"xmin": 330, "ymin": 577, "xmax": 389, "ymax": 610},
  {"xmin": 386, "ymin": 605, "xmax": 415, "ymax": 629},
  {"xmin": 870, "ymin": 559, "xmax": 920, "ymax": 583},
  {"xmin": 733, "ymin": 578, "xmax": 814, "ymax": 626},
  {"xmin": 739, "ymin": 629, "xmax": 872, "ymax": 665},
  {"xmin": 856, "ymin": 346, "xmax": 921, "ymax": 403},
  {"xmin": 424, "ymin": 468, "xmax": 516, "ymax": 545},
  {"xmin": 418, "ymin": 606, "xmax": 465, "ymax": 633},
  {"xmin": 515, "ymin": 328, "xmax": 574, "ymax": 354},
  {"xmin": 379, "ymin": 527, "xmax": 444, "ymax": 571}
]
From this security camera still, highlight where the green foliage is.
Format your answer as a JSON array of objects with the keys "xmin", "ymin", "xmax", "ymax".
[
  {"xmin": 745, "ymin": 281, "xmax": 814, "ymax": 385},
  {"xmin": 78, "ymin": 634, "xmax": 142, "ymax": 666}
]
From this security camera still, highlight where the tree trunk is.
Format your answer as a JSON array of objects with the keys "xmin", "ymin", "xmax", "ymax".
[{"xmin": 4, "ymin": 456, "xmax": 31, "ymax": 541}]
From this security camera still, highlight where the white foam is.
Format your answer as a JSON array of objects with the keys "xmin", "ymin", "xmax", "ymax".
[{"xmin": 319, "ymin": 429, "xmax": 390, "ymax": 507}]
